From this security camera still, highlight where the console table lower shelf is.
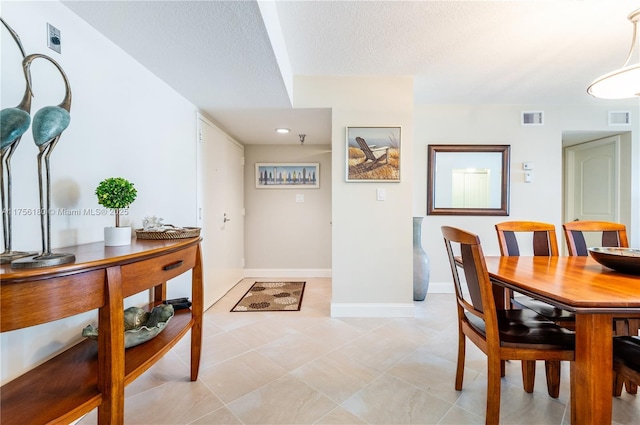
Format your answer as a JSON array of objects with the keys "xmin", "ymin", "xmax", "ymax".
[{"xmin": 0, "ymin": 238, "xmax": 203, "ymax": 425}]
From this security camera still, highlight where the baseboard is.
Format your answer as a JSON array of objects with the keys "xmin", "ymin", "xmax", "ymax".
[
  {"xmin": 330, "ymin": 302, "xmax": 415, "ymax": 318},
  {"xmin": 244, "ymin": 269, "xmax": 332, "ymax": 278}
]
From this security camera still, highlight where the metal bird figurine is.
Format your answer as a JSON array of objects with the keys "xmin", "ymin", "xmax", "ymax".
[
  {"xmin": 0, "ymin": 17, "xmax": 36, "ymax": 264},
  {"xmin": 11, "ymin": 53, "xmax": 75, "ymax": 268}
]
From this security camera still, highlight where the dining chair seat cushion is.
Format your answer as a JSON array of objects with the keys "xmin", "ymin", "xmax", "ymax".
[
  {"xmin": 613, "ymin": 336, "xmax": 640, "ymax": 371},
  {"xmin": 512, "ymin": 296, "xmax": 576, "ymax": 322},
  {"xmin": 465, "ymin": 309, "xmax": 575, "ymax": 348}
]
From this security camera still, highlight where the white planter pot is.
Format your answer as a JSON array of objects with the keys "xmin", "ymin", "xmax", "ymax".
[{"xmin": 104, "ymin": 226, "xmax": 132, "ymax": 246}]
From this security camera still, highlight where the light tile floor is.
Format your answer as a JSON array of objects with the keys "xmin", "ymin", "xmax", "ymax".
[{"xmin": 80, "ymin": 278, "xmax": 639, "ymax": 424}]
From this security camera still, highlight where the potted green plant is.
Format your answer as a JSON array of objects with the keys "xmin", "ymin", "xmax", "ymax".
[{"xmin": 95, "ymin": 177, "xmax": 137, "ymax": 246}]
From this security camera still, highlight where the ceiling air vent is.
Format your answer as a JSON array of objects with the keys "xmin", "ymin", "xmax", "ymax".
[
  {"xmin": 521, "ymin": 111, "xmax": 544, "ymax": 126},
  {"xmin": 608, "ymin": 111, "xmax": 631, "ymax": 126}
]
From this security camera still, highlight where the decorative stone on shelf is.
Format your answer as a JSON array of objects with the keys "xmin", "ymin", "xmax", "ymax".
[
  {"xmin": 142, "ymin": 215, "xmax": 165, "ymax": 231},
  {"xmin": 82, "ymin": 303, "xmax": 174, "ymax": 348}
]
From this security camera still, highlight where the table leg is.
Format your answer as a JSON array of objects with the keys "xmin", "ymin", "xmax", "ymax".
[
  {"xmin": 153, "ymin": 282, "xmax": 166, "ymax": 304},
  {"xmin": 571, "ymin": 313, "xmax": 612, "ymax": 424},
  {"xmin": 190, "ymin": 244, "xmax": 204, "ymax": 381},
  {"xmin": 98, "ymin": 266, "xmax": 125, "ymax": 425},
  {"xmin": 490, "ymin": 279, "xmax": 508, "ymax": 310}
]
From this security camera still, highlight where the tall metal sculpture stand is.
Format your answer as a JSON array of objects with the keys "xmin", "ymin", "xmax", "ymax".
[
  {"xmin": 0, "ymin": 140, "xmax": 37, "ymax": 264},
  {"xmin": 0, "ymin": 17, "xmax": 36, "ymax": 264},
  {"xmin": 11, "ymin": 54, "xmax": 75, "ymax": 269}
]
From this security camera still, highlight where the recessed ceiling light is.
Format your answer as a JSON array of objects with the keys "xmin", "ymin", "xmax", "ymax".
[{"xmin": 275, "ymin": 128, "xmax": 290, "ymax": 134}]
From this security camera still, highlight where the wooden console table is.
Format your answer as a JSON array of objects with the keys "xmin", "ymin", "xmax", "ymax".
[{"xmin": 0, "ymin": 237, "xmax": 203, "ymax": 424}]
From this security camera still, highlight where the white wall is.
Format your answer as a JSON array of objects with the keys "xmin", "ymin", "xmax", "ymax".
[
  {"xmin": 243, "ymin": 144, "xmax": 332, "ymax": 276},
  {"xmin": 1, "ymin": 1, "xmax": 198, "ymax": 384},
  {"xmin": 295, "ymin": 76, "xmax": 415, "ymax": 317},
  {"xmin": 413, "ymin": 104, "xmax": 639, "ymax": 291}
]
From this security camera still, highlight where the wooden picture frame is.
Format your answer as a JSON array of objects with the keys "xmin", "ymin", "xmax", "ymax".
[
  {"xmin": 427, "ymin": 144, "xmax": 510, "ymax": 215},
  {"xmin": 255, "ymin": 163, "xmax": 319, "ymax": 189},
  {"xmin": 346, "ymin": 127, "xmax": 400, "ymax": 182}
]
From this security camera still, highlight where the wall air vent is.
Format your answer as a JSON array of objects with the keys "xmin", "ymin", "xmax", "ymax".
[
  {"xmin": 608, "ymin": 111, "xmax": 631, "ymax": 126},
  {"xmin": 521, "ymin": 111, "xmax": 544, "ymax": 126}
]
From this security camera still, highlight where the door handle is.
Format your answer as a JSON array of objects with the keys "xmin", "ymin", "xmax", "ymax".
[{"xmin": 223, "ymin": 213, "xmax": 231, "ymax": 223}]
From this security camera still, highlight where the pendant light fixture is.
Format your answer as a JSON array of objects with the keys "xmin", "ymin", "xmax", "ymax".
[{"xmin": 587, "ymin": 9, "xmax": 640, "ymax": 99}]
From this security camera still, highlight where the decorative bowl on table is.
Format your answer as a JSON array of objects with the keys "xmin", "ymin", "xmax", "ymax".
[
  {"xmin": 135, "ymin": 226, "xmax": 201, "ymax": 240},
  {"xmin": 82, "ymin": 304, "xmax": 175, "ymax": 348},
  {"xmin": 588, "ymin": 247, "xmax": 640, "ymax": 275}
]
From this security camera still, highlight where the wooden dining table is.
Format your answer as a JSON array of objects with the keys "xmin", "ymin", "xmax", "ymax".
[{"xmin": 484, "ymin": 255, "xmax": 640, "ymax": 425}]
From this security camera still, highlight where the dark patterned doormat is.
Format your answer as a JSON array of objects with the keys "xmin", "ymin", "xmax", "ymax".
[{"xmin": 231, "ymin": 281, "xmax": 305, "ymax": 312}]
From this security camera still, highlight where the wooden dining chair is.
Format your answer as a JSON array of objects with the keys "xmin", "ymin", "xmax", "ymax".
[
  {"xmin": 562, "ymin": 220, "xmax": 628, "ymax": 256},
  {"xmin": 495, "ymin": 221, "xmax": 575, "ymax": 323},
  {"xmin": 496, "ymin": 221, "xmax": 559, "ymax": 257},
  {"xmin": 563, "ymin": 220, "xmax": 637, "ymax": 394},
  {"xmin": 494, "ymin": 221, "xmax": 572, "ymax": 398},
  {"xmin": 613, "ymin": 336, "xmax": 640, "ymax": 397},
  {"xmin": 563, "ymin": 220, "xmax": 636, "ymax": 335},
  {"xmin": 441, "ymin": 226, "xmax": 575, "ymax": 424}
]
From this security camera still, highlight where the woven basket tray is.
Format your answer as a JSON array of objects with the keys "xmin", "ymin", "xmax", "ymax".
[{"xmin": 135, "ymin": 227, "xmax": 201, "ymax": 240}]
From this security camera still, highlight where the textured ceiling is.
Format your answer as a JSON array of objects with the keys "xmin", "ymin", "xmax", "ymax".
[{"xmin": 62, "ymin": 0, "xmax": 640, "ymax": 145}]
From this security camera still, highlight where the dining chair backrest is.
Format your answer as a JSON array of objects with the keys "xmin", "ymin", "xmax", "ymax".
[
  {"xmin": 562, "ymin": 221, "xmax": 628, "ymax": 256},
  {"xmin": 495, "ymin": 221, "xmax": 559, "ymax": 257},
  {"xmin": 442, "ymin": 226, "xmax": 498, "ymax": 339}
]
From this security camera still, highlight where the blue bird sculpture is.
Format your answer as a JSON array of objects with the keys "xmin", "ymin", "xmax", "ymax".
[
  {"xmin": 1, "ymin": 109, "xmax": 30, "ymax": 150},
  {"xmin": 0, "ymin": 17, "xmax": 34, "ymax": 264},
  {"xmin": 17, "ymin": 53, "xmax": 75, "ymax": 266}
]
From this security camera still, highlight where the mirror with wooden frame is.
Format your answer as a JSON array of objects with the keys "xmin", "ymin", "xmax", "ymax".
[{"xmin": 427, "ymin": 144, "xmax": 510, "ymax": 216}]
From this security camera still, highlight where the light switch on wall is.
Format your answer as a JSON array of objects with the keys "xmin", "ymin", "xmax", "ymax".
[
  {"xmin": 524, "ymin": 171, "xmax": 533, "ymax": 183},
  {"xmin": 295, "ymin": 194, "xmax": 304, "ymax": 203},
  {"xmin": 47, "ymin": 23, "xmax": 61, "ymax": 54},
  {"xmin": 376, "ymin": 188, "xmax": 385, "ymax": 201}
]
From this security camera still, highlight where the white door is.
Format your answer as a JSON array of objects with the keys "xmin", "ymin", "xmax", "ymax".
[
  {"xmin": 197, "ymin": 115, "xmax": 244, "ymax": 309},
  {"xmin": 564, "ymin": 136, "xmax": 618, "ymax": 248}
]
